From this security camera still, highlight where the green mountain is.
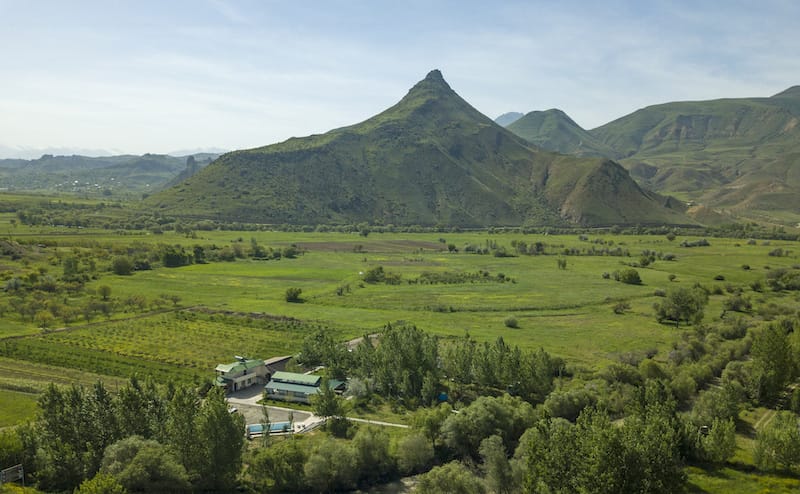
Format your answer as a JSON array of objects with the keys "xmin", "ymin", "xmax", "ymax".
[
  {"xmin": 503, "ymin": 87, "xmax": 800, "ymax": 225},
  {"xmin": 507, "ymin": 109, "xmax": 616, "ymax": 158},
  {"xmin": 150, "ymin": 70, "xmax": 689, "ymax": 227},
  {"xmin": 494, "ymin": 112, "xmax": 524, "ymax": 127},
  {"xmin": 0, "ymin": 153, "xmax": 216, "ymax": 195}
]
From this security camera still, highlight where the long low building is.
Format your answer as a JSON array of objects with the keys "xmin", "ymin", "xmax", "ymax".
[{"xmin": 265, "ymin": 371, "xmax": 345, "ymax": 404}]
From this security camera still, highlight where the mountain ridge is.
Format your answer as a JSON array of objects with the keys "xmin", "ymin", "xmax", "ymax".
[
  {"xmin": 501, "ymin": 86, "xmax": 800, "ymax": 225},
  {"xmin": 150, "ymin": 70, "xmax": 689, "ymax": 227}
]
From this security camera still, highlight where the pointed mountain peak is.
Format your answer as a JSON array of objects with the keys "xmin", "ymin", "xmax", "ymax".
[
  {"xmin": 405, "ymin": 69, "xmax": 455, "ymax": 98},
  {"xmin": 426, "ymin": 69, "xmax": 444, "ymax": 81}
]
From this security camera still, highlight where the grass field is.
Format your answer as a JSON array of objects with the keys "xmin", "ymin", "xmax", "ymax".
[
  {"xmin": 1, "ymin": 225, "xmax": 799, "ymax": 491},
  {"xmin": 0, "ymin": 390, "xmax": 38, "ymax": 428}
]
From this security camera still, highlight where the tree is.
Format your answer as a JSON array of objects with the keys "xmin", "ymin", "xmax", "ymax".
[
  {"xmin": 518, "ymin": 418, "xmax": 580, "ymax": 493},
  {"xmin": 165, "ymin": 386, "xmax": 200, "ymax": 475},
  {"xmin": 412, "ymin": 402, "xmax": 452, "ymax": 447},
  {"xmin": 749, "ymin": 323, "xmax": 794, "ymax": 404},
  {"xmin": 98, "ymin": 284, "xmax": 112, "ymax": 301},
  {"xmin": 100, "ymin": 436, "xmax": 190, "ymax": 493},
  {"xmin": 352, "ymin": 426, "xmax": 394, "ymax": 485},
  {"xmin": 285, "ymin": 287, "xmax": 303, "ymax": 303},
  {"xmin": 654, "ymin": 286, "xmax": 708, "ymax": 326},
  {"xmin": 365, "ymin": 324, "xmax": 439, "ymax": 403},
  {"xmin": 247, "ymin": 438, "xmax": 307, "ymax": 493},
  {"xmin": 311, "ymin": 379, "xmax": 348, "ymax": 437},
  {"xmin": 701, "ymin": 417, "xmax": 737, "ymax": 464},
  {"xmin": 754, "ymin": 411, "xmax": 800, "ymax": 471},
  {"xmin": 615, "ymin": 268, "xmax": 641, "ymax": 285},
  {"xmin": 116, "ymin": 376, "xmax": 166, "ymax": 439},
  {"xmin": 480, "ymin": 435, "xmax": 515, "ymax": 494},
  {"xmin": 395, "ymin": 432, "xmax": 434, "ymax": 475},
  {"xmin": 74, "ymin": 473, "xmax": 127, "ymax": 494},
  {"xmin": 194, "ymin": 387, "xmax": 245, "ymax": 491},
  {"xmin": 303, "ymin": 438, "xmax": 357, "ymax": 493},
  {"xmin": 441, "ymin": 395, "xmax": 536, "ymax": 459},
  {"xmin": 34, "ymin": 309, "xmax": 55, "ymax": 330},
  {"xmin": 415, "ymin": 461, "xmax": 486, "ymax": 494},
  {"xmin": 112, "ymin": 256, "xmax": 134, "ymax": 275}
]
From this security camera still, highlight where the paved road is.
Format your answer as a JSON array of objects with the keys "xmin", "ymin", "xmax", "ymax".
[{"xmin": 225, "ymin": 386, "xmax": 314, "ymax": 429}]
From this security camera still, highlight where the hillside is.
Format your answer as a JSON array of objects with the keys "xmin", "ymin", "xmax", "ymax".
[
  {"xmin": 0, "ymin": 153, "xmax": 217, "ymax": 195},
  {"xmin": 150, "ymin": 70, "xmax": 689, "ymax": 227},
  {"xmin": 494, "ymin": 111, "xmax": 524, "ymax": 127},
  {"xmin": 502, "ymin": 88, "xmax": 800, "ymax": 226},
  {"xmin": 507, "ymin": 109, "xmax": 617, "ymax": 158}
]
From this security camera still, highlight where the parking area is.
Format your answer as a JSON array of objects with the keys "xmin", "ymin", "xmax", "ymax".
[{"xmin": 225, "ymin": 385, "xmax": 313, "ymax": 429}]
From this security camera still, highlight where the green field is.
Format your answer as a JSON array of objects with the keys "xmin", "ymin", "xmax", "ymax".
[
  {"xmin": 0, "ymin": 390, "xmax": 38, "ymax": 428},
  {"xmin": 1, "ymin": 225, "xmax": 799, "ymax": 489},
  {"xmin": 3, "ymin": 230, "xmax": 798, "ymax": 375}
]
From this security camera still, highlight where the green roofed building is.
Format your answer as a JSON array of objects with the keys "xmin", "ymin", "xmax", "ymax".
[
  {"xmin": 214, "ymin": 357, "xmax": 268, "ymax": 393},
  {"xmin": 265, "ymin": 371, "xmax": 346, "ymax": 404}
]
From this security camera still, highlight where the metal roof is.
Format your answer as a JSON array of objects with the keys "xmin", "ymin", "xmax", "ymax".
[
  {"xmin": 270, "ymin": 371, "xmax": 321, "ymax": 386},
  {"xmin": 265, "ymin": 380, "xmax": 320, "ymax": 396},
  {"xmin": 215, "ymin": 359, "xmax": 264, "ymax": 374}
]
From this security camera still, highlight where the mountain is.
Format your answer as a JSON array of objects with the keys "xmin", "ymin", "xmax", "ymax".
[
  {"xmin": 150, "ymin": 70, "xmax": 689, "ymax": 228},
  {"xmin": 0, "ymin": 153, "xmax": 217, "ymax": 195},
  {"xmin": 592, "ymin": 89, "xmax": 800, "ymax": 220},
  {"xmin": 507, "ymin": 109, "xmax": 616, "ymax": 158},
  {"xmin": 494, "ymin": 112, "xmax": 524, "ymax": 127},
  {"xmin": 504, "ymin": 87, "xmax": 800, "ymax": 225},
  {"xmin": 0, "ymin": 145, "xmax": 120, "ymax": 160}
]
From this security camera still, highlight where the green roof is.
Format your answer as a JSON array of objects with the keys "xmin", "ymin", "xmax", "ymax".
[
  {"xmin": 270, "ymin": 371, "xmax": 321, "ymax": 386},
  {"xmin": 215, "ymin": 359, "xmax": 264, "ymax": 374},
  {"xmin": 265, "ymin": 380, "xmax": 320, "ymax": 395}
]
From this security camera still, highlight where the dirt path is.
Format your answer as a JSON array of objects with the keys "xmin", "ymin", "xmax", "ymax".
[{"xmin": 753, "ymin": 408, "xmax": 776, "ymax": 431}]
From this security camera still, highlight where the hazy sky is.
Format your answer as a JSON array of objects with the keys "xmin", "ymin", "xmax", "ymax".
[{"xmin": 1, "ymin": 0, "xmax": 798, "ymax": 158}]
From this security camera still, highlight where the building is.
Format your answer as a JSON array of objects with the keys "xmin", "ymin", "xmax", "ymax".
[
  {"xmin": 214, "ymin": 357, "xmax": 268, "ymax": 392},
  {"xmin": 264, "ymin": 371, "xmax": 345, "ymax": 404}
]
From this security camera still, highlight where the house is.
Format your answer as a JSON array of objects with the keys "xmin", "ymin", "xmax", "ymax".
[
  {"xmin": 264, "ymin": 371, "xmax": 345, "ymax": 404},
  {"xmin": 214, "ymin": 357, "xmax": 268, "ymax": 392}
]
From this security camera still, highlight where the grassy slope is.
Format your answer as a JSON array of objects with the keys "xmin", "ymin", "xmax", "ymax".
[
  {"xmin": 148, "ymin": 71, "xmax": 687, "ymax": 227},
  {"xmin": 591, "ymin": 92, "xmax": 800, "ymax": 224},
  {"xmin": 504, "ymin": 88, "xmax": 800, "ymax": 226},
  {"xmin": 507, "ymin": 109, "xmax": 617, "ymax": 158}
]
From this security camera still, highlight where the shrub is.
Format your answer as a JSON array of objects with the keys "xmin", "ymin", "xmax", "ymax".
[
  {"xmin": 112, "ymin": 256, "xmax": 134, "ymax": 275},
  {"xmin": 613, "ymin": 302, "xmax": 631, "ymax": 314},
  {"xmin": 615, "ymin": 268, "xmax": 641, "ymax": 285},
  {"xmin": 504, "ymin": 317, "xmax": 519, "ymax": 328},
  {"xmin": 668, "ymin": 274, "xmax": 676, "ymax": 282},
  {"xmin": 285, "ymin": 287, "xmax": 302, "ymax": 303}
]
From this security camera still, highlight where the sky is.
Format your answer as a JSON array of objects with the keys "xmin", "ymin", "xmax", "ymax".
[{"xmin": 1, "ymin": 0, "xmax": 798, "ymax": 158}]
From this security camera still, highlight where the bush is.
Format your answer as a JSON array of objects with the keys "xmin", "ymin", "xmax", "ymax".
[
  {"xmin": 112, "ymin": 256, "xmax": 134, "ymax": 275},
  {"xmin": 615, "ymin": 268, "xmax": 641, "ymax": 285},
  {"xmin": 504, "ymin": 317, "xmax": 519, "ymax": 328},
  {"xmin": 613, "ymin": 302, "xmax": 631, "ymax": 314},
  {"xmin": 285, "ymin": 287, "xmax": 303, "ymax": 303}
]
